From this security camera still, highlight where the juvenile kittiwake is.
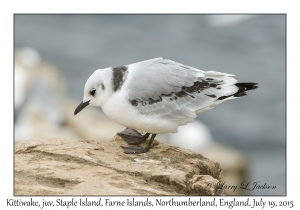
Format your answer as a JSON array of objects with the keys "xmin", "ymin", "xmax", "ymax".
[{"xmin": 74, "ymin": 58, "xmax": 258, "ymax": 154}]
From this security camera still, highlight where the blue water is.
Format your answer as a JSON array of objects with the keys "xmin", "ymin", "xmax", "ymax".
[{"xmin": 14, "ymin": 14, "xmax": 286, "ymax": 195}]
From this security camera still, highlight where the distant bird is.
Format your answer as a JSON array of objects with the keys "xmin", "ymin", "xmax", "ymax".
[{"xmin": 75, "ymin": 58, "xmax": 258, "ymax": 154}]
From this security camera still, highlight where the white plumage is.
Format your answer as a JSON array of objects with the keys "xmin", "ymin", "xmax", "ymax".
[{"xmin": 75, "ymin": 58, "xmax": 257, "ymax": 134}]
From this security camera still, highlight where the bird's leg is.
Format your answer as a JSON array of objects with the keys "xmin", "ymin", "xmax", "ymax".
[
  {"xmin": 117, "ymin": 128, "xmax": 150, "ymax": 145},
  {"xmin": 121, "ymin": 134, "xmax": 157, "ymax": 154}
]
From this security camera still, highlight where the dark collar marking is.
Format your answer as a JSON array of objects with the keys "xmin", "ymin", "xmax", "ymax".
[{"xmin": 112, "ymin": 66, "xmax": 128, "ymax": 92}]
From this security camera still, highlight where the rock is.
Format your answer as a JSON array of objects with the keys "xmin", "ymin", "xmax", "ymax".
[
  {"xmin": 200, "ymin": 142, "xmax": 248, "ymax": 195},
  {"xmin": 161, "ymin": 121, "xmax": 249, "ymax": 196},
  {"xmin": 14, "ymin": 135, "xmax": 225, "ymax": 196}
]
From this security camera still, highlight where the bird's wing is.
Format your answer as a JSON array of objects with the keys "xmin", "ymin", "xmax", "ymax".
[{"xmin": 122, "ymin": 58, "xmax": 239, "ymax": 121}]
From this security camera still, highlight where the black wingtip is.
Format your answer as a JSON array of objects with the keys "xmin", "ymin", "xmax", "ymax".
[
  {"xmin": 236, "ymin": 82, "xmax": 259, "ymax": 90},
  {"xmin": 233, "ymin": 82, "xmax": 258, "ymax": 98},
  {"xmin": 218, "ymin": 82, "xmax": 258, "ymax": 101}
]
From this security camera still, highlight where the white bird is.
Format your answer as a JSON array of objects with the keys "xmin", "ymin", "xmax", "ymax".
[{"xmin": 75, "ymin": 58, "xmax": 258, "ymax": 154}]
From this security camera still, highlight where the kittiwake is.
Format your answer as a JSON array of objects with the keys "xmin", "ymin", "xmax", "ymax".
[{"xmin": 74, "ymin": 58, "xmax": 258, "ymax": 154}]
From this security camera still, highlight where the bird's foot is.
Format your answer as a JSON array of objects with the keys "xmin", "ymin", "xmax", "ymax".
[
  {"xmin": 120, "ymin": 134, "xmax": 156, "ymax": 154},
  {"xmin": 117, "ymin": 128, "xmax": 150, "ymax": 145},
  {"xmin": 121, "ymin": 145, "xmax": 150, "ymax": 154}
]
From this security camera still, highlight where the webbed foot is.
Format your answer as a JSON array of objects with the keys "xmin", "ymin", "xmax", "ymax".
[
  {"xmin": 120, "ymin": 134, "xmax": 156, "ymax": 154},
  {"xmin": 118, "ymin": 128, "xmax": 150, "ymax": 145}
]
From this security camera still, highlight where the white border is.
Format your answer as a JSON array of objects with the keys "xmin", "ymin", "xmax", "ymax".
[{"xmin": 2, "ymin": 0, "xmax": 298, "ymax": 209}]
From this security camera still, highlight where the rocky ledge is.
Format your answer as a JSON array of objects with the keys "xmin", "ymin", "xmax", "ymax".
[{"xmin": 14, "ymin": 135, "xmax": 224, "ymax": 195}]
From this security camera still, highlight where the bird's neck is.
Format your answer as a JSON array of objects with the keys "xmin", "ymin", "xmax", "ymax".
[{"xmin": 97, "ymin": 67, "xmax": 115, "ymax": 107}]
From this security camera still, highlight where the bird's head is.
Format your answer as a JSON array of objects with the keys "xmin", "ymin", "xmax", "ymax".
[{"xmin": 74, "ymin": 69, "xmax": 109, "ymax": 115}]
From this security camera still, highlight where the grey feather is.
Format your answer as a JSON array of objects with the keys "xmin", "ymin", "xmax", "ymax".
[{"xmin": 122, "ymin": 58, "xmax": 241, "ymax": 121}]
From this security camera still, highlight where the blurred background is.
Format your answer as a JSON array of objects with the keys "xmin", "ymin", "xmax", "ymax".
[{"xmin": 14, "ymin": 14, "xmax": 285, "ymax": 195}]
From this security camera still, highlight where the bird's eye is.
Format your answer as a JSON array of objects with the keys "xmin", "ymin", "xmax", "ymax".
[{"xmin": 90, "ymin": 89, "xmax": 96, "ymax": 96}]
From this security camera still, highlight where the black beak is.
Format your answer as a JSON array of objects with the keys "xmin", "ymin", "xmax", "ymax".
[{"xmin": 74, "ymin": 100, "xmax": 90, "ymax": 115}]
